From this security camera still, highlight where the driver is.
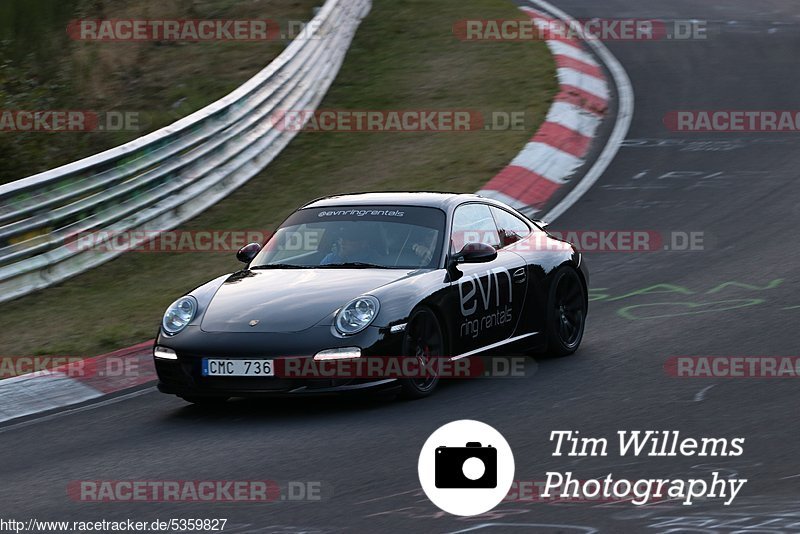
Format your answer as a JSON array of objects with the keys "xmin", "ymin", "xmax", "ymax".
[
  {"xmin": 321, "ymin": 224, "xmax": 381, "ymax": 265},
  {"xmin": 408, "ymin": 227, "xmax": 438, "ymax": 266}
]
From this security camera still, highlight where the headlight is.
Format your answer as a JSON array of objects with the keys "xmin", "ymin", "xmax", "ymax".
[
  {"xmin": 335, "ymin": 296, "xmax": 379, "ymax": 335},
  {"xmin": 162, "ymin": 296, "xmax": 197, "ymax": 335}
]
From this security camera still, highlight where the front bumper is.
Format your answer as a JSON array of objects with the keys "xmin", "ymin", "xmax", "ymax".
[{"xmin": 154, "ymin": 324, "xmax": 405, "ymax": 397}]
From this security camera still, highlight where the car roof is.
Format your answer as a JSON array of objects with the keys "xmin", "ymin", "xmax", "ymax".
[{"xmin": 302, "ymin": 192, "xmax": 488, "ymax": 210}]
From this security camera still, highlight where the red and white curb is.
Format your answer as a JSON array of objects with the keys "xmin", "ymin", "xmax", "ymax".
[
  {"xmin": 0, "ymin": 341, "xmax": 155, "ymax": 424},
  {"xmin": 479, "ymin": 1, "xmax": 632, "ymax": 218}
]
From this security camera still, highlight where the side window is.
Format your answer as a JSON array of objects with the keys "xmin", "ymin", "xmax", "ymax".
[
  {"xmin": 451, "ymin": 203, "xmax": 501, "ymax": 252},
  {"xmin": 490, "ymin": 206, "xmax": 531, "ymax": 247}
]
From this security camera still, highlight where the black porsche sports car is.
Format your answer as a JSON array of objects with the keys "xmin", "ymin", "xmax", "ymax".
[{"xmin": 154, "ymin": 192, "xmax": 589, "ymax": 403}]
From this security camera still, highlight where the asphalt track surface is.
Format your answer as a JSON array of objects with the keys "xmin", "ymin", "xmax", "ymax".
[{"xmin": 3, "ymin": 0, "xmax": 800, "ymax": 532}]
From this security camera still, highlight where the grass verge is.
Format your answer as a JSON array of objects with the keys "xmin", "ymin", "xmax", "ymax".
[{"xmin": 0, "ymin": 0, "xmax": 557, "ymax": 358}]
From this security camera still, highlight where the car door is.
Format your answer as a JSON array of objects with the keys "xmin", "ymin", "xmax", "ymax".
[
  {"xmin": 489, "ymin": 205, "xmax": 537, "ymax": 335},
  {"xmin": 446, "ymin": 202, "xmax": 528, "ymax": 357}
]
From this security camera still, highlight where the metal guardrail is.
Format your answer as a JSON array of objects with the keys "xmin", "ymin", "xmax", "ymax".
[{"xmin": 0, "ymin": 0, "xmax": 371, "ymax": 304}]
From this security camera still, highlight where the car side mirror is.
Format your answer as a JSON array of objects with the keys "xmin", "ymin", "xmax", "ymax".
[
  {"xmin": 532, "ymin": 219, "xmax": 549, "ymax": 230},
  {"xmin": 445, "ymin": 242, "xmax": 497, "ymax": 282},
  {"xmin": 454, "ymin": 242, "xmax": 498, "ymax": 264},
  {"xmin": 236, "ymin": 242, "xmax": 262, "ymax": 264}
]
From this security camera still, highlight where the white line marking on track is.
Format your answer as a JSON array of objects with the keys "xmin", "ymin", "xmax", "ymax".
[
  {"xmin": 694, "ymin": 384, "xmax": 716, "ymax": 402},
  {"xmin": 530, "ymin": 0, "xmax": 635, "ymax": 223}
]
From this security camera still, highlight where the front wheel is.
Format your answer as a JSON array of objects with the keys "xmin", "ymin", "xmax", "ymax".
[
  {"xmin": 398, "ymin": 308, "xmax": 444, "ymax": 399},
  {"xmin": 546, "ymin": 267, "xmax": 587, "ymax": 357}
]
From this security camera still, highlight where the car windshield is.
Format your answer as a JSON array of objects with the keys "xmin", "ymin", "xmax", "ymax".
[{"xmin": 251, "ymin": 205, "xmax": 446, "ymax": 269}]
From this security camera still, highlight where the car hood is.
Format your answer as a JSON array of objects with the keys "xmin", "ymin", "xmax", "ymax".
[{"xmin": 199, "ymin": 268, "xmax": 410, "ymax": 333}]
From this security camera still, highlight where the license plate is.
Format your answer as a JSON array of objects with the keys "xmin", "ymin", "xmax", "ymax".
[{"xmin": 202, "ymin": 359, "xmax": 274, "ymax": 377}]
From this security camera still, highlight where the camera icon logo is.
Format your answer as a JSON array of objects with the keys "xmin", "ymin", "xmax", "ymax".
[
  {"xmin": 418, "ymin": 420, "xmax": 515, "ymax": 516},
  {"xmin": 435, "ymin": 442, "xmax": 497, "ymax": 488}
]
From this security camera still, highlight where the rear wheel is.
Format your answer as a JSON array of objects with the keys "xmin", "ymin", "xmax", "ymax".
[
  {"xmin": 399, "ymin": 308, "xmax": 443, "ymax": 399},
  {"xmin": 546, "ymin": 267, "xmax": 587, "ymax": 357}
]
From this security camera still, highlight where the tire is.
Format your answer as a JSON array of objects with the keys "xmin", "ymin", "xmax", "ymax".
[
  {"xmin": 180, "ymin": 396, "xmax": 229, "ymax": 406},
  {"xmin": 546, "ymin": 267, "xmax": 587, "ymax": 357},
  {"xmin": 398, "ymin": 307, "xmax": 444, "ymax": 399}
]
